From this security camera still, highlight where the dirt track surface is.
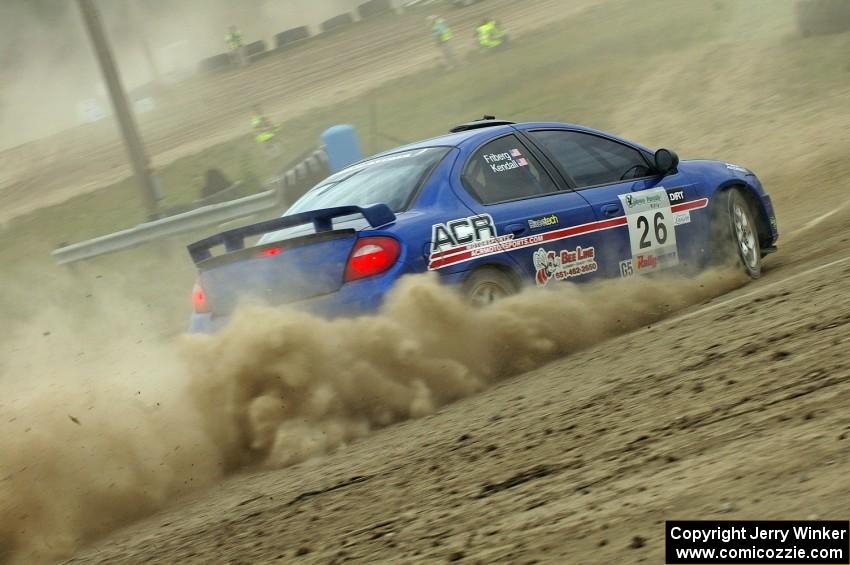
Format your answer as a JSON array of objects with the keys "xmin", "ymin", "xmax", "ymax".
[
  {"xmin": 65, "ymin": 205, "xmax": 850, "ymax": 563},
  {"xmin": 0, "ymin": 0, "xmax": 597, "ymax": 225}
]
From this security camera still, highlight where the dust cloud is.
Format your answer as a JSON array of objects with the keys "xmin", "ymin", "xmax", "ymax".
[
  {"xmin": 0, "ymin": 300, "xmax": 224, "ymax": 564},
  {"xmin": 0, "ymin": 270, "xmax": 744, "ymax": 563}
]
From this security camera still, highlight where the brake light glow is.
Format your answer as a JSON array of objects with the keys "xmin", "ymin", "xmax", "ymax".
[
  {"xmin": 255, "ymin": 247, "xmax": 282, "ymax": 258},
  {"xmin": 192, "ymin": 279, "xmax": 210, "ymax": 313},
  {"xmin": 344, "ymin": 237, "xmax": 401, "ymax": 282}
]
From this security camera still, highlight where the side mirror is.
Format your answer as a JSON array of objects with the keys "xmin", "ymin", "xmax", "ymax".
[{"xmin": 654, "ymin": 148, "xmax": 679, "ymax": 175}]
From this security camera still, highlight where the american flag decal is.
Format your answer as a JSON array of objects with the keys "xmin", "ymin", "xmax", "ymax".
[
  {"xmin": 517, "ymin": 157, "xmax": 528, "ymax": 166},
  {"xmin": 510, "ymin": 148, "xmax": 522, "ymax": 157}
]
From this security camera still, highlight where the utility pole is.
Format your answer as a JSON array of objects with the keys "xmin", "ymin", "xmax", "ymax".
[
  {"xmin": 76, "ymin": 0, "xmax": 160, "ymax": 220},
  {"xmin": 128, "ymin": 0, "xmax": 161, "ymax": 84}
]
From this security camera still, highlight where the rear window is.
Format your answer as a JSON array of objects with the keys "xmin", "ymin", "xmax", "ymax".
[{"xmin": 286, "ymin": 147, "xmax": 450, "ymax": 215}]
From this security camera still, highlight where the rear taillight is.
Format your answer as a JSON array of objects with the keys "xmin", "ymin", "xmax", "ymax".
[
  {"xmin": 192, "ymin": 278, "xmax": 210, "ymax": 313},
  {"xmin": 344, "ymin": 237, "xmax": 401, "ymax": 282},
  {"xmin": 255, "ymin": 247, "xmax": 282, "ymax": 258}
]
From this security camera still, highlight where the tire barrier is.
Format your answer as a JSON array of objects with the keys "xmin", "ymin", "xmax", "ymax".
[
  {"xmin": 198, "ymin": 53, "xmax": 233, "ymax": 74},
  {"xmin": 278, "ymin": 148, "xmax": 330, "ymax": 207},
  {"xmin": 796, "ymin": 0, "xmax": 850, "ymax": 36},
  {"xmin": 274, "ymin": 26, "xmax": 311, "ymax": 49},
  {"xmin": 248, "ymin": 50, "xmax": 274, "ymax": 64},
  {"xmin": 243, "ymin": 40, "xmax": 267, "ymax": 58},
  {"xmin": 357, "ymin": 0, "xmax": 392, "ymax": 19},
  {"xmin": 320, "ymin": 13, "xmax": 355, "ymax": 34}
]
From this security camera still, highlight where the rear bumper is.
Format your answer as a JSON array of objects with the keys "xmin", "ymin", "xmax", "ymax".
[
  {"xmin": 189, "ymin": 277, "xmax": 387, "ymax": 333},
  {"xmin": 188, "ymin": 262, "xmax": 428, "ymax": 334}
]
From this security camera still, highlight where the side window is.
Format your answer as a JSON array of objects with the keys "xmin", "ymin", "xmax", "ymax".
[
  {"xmin": 462, "ymin": 135, "xmax": 558, "ymax": 204},
  {"xmin": 529, "ymin": 130, "xmax": 652, "ymax": 188}
]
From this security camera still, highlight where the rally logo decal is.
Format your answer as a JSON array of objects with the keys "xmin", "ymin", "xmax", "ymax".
[
  {"xmin": 528, "ymin": 214, "xmax": 559, "ymax": 230},
  {"xmin": 622, "ymin": 190, "xmax": 666, "ymax": 210},
  {"xmin": 430, "ymin": 214, "xmax": 497, "ymax": 254},
  {"xmin": 533, "ymin": 246, "xmax": 598, "ymax": 286},
  {"xmin": 673, "ymin": 211, "xmax": 691, "ymax": 225},
  {"xmin": 725, "ymin": 163, "xmax": 750, "ymax": 174},
  {"xmin": 427, "ymin": 198, "xmax": 708, "ymax": 271},
  {"xmin": 666, "ymin": 187, "xmax": 686, "ymax": 204}
]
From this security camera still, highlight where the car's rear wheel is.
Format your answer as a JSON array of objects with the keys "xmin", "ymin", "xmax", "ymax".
[
  {"xmin": 462, "ymin": 267, "xmax": 519, "ymax": 306},
  {"xmin": 710, "ymin": 188, "xmax": 762, "ymax": 278}
]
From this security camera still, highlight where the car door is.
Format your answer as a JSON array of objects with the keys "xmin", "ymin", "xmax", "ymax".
[
  {"xmin": 437, "ymin": 133, "xmax": 602, "ymax": 287},
  {"xmin": 524, "ymin": 128, "xmax": 705, "ymax": 278}
]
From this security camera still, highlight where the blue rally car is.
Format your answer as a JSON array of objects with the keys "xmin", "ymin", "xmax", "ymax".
[{"xmin": 188, "ymin": 118, "xmax": 779, "ymax": 332}]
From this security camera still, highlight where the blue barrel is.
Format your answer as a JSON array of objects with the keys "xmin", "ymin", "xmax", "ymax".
[{"xmin": 321, "ymin": 125, "xmax": 362, "ymax": 173}]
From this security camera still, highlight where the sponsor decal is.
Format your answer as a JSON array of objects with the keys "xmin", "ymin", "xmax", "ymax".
[
  {"xmin": 673, "ymin": 211, "xmax": 691, "ymax": 226},
  {"xmin": 666, "ymin": 188, "xmax": 686, "ymax": 204},
  {"xmin": 527, "ymin": 214, "xmax": 559, "ymax": 230},
  {"xmin": 659, "ymin": 250, "xmax": 679, "ymax": 264},
  {"xmin": 334, "ymin": 149, "xmax": 428, "ymax": 177},
  {"xmin": 623, "ymin": 191, "xmax": 667, "ymax": 210},
  {"xmin": 635, "ymin": 254, "xmax": 657, "ymax": 271},
  {"xmin": 533, "ymin": 246, "xmax": 598, "ymax": 286},
  {"xmin": 725, "ymin": 162, "xmax": 750, "ymax": 174},
  {"xmin": 427, "ymin": 197, "xmax": 709, "ymax": 271},
  {"xmin": 644, "ymin": 250, "xmax": 678, "ymax": 268},
  {"xmin": 431, "ymin": 214, "xmax": 496, "ymax": 253},
  {"xmin": 629, "ymin": 251, "xmax": 679, "ymax": 273},
  {"xmin": 483, "ymin": 149, "xmax": 529, "ymax": 173}
]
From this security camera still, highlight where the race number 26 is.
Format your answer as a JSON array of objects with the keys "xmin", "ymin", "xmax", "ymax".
[
  {"xmin": 636, "ymin": 211, "xmax": 669, "ymax": 249},
  {"xmin": 618, "ymin": 187, "xmax": 679, "ymax": 273}
]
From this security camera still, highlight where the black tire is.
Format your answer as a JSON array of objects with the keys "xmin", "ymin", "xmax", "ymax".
[
  {"xmin": 197, "ymin": 53, "xmax": 233, "ymax": 74},
  {"xmin": 320, "ymin": 13, "xmax": 354, "ymax": 34},
  {"xmin": 274, "ymin": 26, "xmax": 311, "ymax": 49},
  {"xmin": 461, "ymin": 267, "xmax": 519, "ymax": 306},
  {"xmin": 357, "ymin": 0, "xmax": 392, "ymax": 18},
  {"xmin": 710, "ymin": 188, "xmax": 762, "ymax": 278},
  {"xmin": 243, "ymin": 40, "xmax": 267, "ymax": 57}
]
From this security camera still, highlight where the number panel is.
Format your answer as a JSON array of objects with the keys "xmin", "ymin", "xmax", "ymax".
[{"xmin": 618, "ymin": 187, "xmax": 679, "ymax": 274}]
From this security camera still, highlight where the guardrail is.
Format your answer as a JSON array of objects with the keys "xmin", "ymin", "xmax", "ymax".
[
  {"xmin": 53, "ymin": 189, "xmax": 279, "ymax": 265},
  {"xmin": 52, "ymin": 148, "xmax": 328, "ymax": 266}
]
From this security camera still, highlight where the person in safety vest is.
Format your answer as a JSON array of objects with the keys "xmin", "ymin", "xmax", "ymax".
[
  {"xmin": 226, "ymin": 25, "xmax": 246, "ymax": 66},
  {"xmin": 477, "ymin": 17, "xmax": 509, "ymax": 51},
  {"xmin": 251, "ymin": 105, "xmax": 281, "ymax": 159},
  {"xmin": 428, "ymin": 15, "xmax": 457, "ymax": 69}
]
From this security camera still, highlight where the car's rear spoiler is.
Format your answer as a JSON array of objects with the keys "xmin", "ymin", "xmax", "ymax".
[{"xmin": 187, "ymin": 204, "xmax": 396, "ymax": 264}]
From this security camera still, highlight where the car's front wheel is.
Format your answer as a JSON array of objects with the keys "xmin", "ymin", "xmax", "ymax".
[
  {"xmin": 462, "ymin": 267, "xmax": 519, "ymax": 306},
  {"xmin": 710, "ymin": 188, "xmax": 762, "ymax": 278}
]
